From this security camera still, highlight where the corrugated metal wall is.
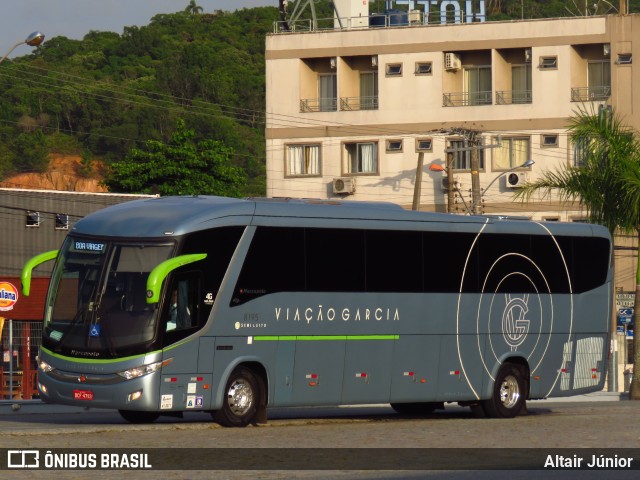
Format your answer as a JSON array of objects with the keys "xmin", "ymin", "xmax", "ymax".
[{"xmin": 0, "ymin": 188, "xmax": 153, "ymax": 277}]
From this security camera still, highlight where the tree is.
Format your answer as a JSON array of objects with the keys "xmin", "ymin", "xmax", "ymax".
[
  {"xmin": 184, "ymin": 1, "xmax": 204, "ymax": 15},
  {"xmin": 102, "ymin": 119, "xmax": 246, "ymax": 197},
  {"xmin": 514, "ymin": 106, "xmax": 640, "ymax": 397}
]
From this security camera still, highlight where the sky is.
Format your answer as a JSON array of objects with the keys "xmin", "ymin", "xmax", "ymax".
[{"xmin": 0, "ymin": 0, "xmax": 277, "ymax": 58}]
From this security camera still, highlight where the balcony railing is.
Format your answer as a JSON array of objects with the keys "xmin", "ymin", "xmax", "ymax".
[
  {"xmin": 443, "ymin": 91, "xmax": 492, "ymax": 107},
  {"xmin": 570, "ymin": 86, "xmax": 611, "ymax": 102},
  {"xmin": 300, "ymin": 98, "xmax": 338, "ymax": 112},
  {"xmin": 496, "ymin": 90, "xmax": 532, "ymax": 105},
  {"xmin": 340, "ymin": 96, "xmax": 379, "ymax": 111}
]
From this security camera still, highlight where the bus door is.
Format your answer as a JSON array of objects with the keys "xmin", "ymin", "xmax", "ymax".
[{"xmin": 159, "ymin": 274, "xmax": 206, "ymax": 410}]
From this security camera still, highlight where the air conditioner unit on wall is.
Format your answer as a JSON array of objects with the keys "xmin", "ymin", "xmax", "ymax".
[
  {"xmin": 506, "ymin": 172, "xmax": 529, "ymax": 188},
  {"xmin": 444, "ymin": 53, "xmax": 461, "ymax": 71},
  {"xmin": 333, "ymin": 177, "xmax": 355, "ymax": 194}
]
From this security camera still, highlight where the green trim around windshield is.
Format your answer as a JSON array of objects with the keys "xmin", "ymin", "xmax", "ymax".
[
  {"xmin": 41, "ymin": 345, "xmax": 156, "ymax": 365},
  {"xmin": 21, "ymin": 250, "xmax": 58, "ymax": 296},
  {"xmin": 146, "ymin": 253, "xmax": 207, "ymax": 304}
]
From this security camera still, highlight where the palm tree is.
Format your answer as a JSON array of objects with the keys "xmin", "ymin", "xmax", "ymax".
[
  {"xmin": 514, "ymin": 106, "xmax": 640, "ymax": 398},
  {"xmin": 184, "ymin": 1, "xmax": 204, "ymax": 15}
]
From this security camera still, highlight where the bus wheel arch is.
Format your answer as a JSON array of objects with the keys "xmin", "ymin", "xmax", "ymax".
[
  {"xmin": 213, "ymin": 362, "xmax": 268, "ymax": 427},
  {"xmin": 482, "ymin": 359, "xmax": 529, "ymax": 419}
]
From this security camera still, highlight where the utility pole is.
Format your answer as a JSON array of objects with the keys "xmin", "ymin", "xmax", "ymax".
[
  {"xmin": 469, "ymin": 132, "xmax": 482, "ymax": 215},
  {"xmin": 412, "ymin": 152, "xmax": 424, "ymax": 211}
]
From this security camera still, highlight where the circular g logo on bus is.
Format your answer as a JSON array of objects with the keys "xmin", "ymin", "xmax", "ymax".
[
  {"xmin": 0, "ymin": 282, "xmax": 19, "ymax": 311},
  {"xmin": 456, "ymin": 224, "xmax": 573, "ymax": 400}
]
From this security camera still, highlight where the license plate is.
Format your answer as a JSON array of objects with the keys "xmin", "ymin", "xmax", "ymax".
[{"xmin": 73, "ymin": 389, "xmax": 94, "ymax": 400}]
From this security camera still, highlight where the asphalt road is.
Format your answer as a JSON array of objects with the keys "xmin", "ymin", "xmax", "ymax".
[{"xmin": 0, "ymin": 394, "xmax": 637, "ymax": 480}]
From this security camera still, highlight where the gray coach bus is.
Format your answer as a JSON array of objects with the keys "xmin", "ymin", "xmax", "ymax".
[{"xmin": 21, "ymin": 196, "xmax": 613, "ymax": 426}]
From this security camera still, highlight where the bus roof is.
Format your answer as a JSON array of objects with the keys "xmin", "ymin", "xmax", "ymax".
[{"xmin": 70, "ymin": 195, "xmax": 608, "ymax": 239}]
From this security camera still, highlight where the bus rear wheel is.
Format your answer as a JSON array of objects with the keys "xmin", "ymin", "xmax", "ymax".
[
  {"xmin": 213, "ymin": 366, "xmax": 260, "ymax": 427},
  {"xmin": 118, "ymin": 410, "xmax": 160, "ymax": 424},
  {"xmin": 482, "ymin": 363, "xmax": 527, "ymax": 419}
]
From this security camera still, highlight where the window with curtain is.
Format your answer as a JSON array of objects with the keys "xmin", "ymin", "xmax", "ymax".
[
  {"xmin": 318, "ymin": 73, "xmax": 337, "ymax": 112},
  {"xmin": 346, "ymin": 142, "xmax": 378, "ymax": 174},
  {"xmin": 360, "ymin": 72, "xmax": 378, "ymax": 110},
  {"xmin": 464, "ymin": 66, "xmax": 491, "ymax": 105},
  {"xmin": 287, "ymin": 144, "xmax": 320, "ymax": 176},
  {"xmin": 588, "ymin": 61, "xmax": 611, "ymax": 98},
  {"xmin": 511, "ymin": 64, "xmax": 532, "ymax": 104},
  {"xmin": 493, "ymin": 137, "xmax": 530, "ymax": 170}
]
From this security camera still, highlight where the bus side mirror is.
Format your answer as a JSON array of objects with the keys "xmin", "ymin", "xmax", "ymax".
[
  {"xmin": 146, "ymin": 253, "xmax": 207, "ymax": 304},
  {"xmin": 21, "ymin": 250, "xmax": 59, "ymax": 296}
]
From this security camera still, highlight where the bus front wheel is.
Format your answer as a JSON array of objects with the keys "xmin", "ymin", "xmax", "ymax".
[
  {"xmin": 482, "ymin": 363, "xmax": 527, "ymax": 419},
  {"xmin": 118, "ymin": 410, "xmax": 160, "ymax": 424},
  {"xmin": 213, "ymin": 366, "xmax": 260, "ymax": 427}
]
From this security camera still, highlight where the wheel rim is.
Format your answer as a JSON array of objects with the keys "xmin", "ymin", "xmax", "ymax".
[
  {"xmin": 227, "ymin": 378, "xmax": 254, "ymax": 416},
  {"xmin": 499, "ymin": 374, "xmax": 521, "ymax": 409}
]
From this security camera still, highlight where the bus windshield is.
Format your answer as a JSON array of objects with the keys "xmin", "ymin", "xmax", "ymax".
[{"xmin": 43, "ymin": 236, "xmax": 174, "ymax": 358}]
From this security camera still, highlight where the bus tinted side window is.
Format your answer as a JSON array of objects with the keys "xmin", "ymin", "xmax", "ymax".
[
  {"xmin": 233, "ymin": 227, "xmax": 305, "ymax": 305},
  {"xmin": 366, "ymin": 230, "xmax": 422, "ymax": 292},
  {"xmin": 306, "ymin": 228, "xmax": 365, "ymax": 292},
  {"xmin": 182, "ymin": 226, "xmax": 244, "ymax": 306}
]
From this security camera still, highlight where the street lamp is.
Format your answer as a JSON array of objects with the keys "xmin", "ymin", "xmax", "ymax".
[
  {"xmin": 430, "ymin": 158, "xmax": 534, "ymax": 215},
  {"xmin": 482, "ymin": 159, "xmax": 535, "ymax": 195},
  {"xmin": 0, "ymin": 31, "xmax": 45, "ymax": 65}
]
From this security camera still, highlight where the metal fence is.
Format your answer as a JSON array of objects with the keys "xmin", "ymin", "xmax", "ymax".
[{"xmin": 1, "ymin": 319, "xmax": 42, "ymax": 400}]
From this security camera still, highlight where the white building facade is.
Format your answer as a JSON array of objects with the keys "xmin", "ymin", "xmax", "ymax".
[{"xmin": 265, "ymin": 11, "xmax": 639, "ymax": 291}]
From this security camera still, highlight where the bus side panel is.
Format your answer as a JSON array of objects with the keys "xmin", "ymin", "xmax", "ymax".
[
  {"xmin": 389, "ymin": 335, "xmax": 440, "ymax": 403},
  {"xmin": 438, "ymin": 333, "xmax": 488, "ymax": 402},
  {"xmin": 271, "ymin": 339, "xmax": 296, "ymax": 407},
  {"xmin": 341, "ymin": 339, "xmax": 394, "ymax": 404},
  {"xmin": 159, "ymin": 340, "xmax": 208, "ymax": 411},
  {"xmin": 291, "ymin": 340, "xmax": 345, "ymax": 406}
]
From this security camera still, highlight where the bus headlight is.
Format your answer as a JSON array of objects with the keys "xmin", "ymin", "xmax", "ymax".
[
  {"xmin": 116, "ymin": 358, "xmax": 173, "ymax": 380},
  {"xmin": 38, "ymin": 358, "xmax": 55, "ymax": 373}
]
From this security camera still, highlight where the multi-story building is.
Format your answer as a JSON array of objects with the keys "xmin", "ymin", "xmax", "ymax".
[{"xmin": 265, "ymin": 7, "xmax": 638, "ymax": 291}]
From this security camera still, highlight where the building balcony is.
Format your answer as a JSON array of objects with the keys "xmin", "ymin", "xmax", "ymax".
[
  {"xmin": 570, "ymin": 86, "xmax": 611, "ymax": 102},
  {"xmin": 340, "ymin": 96, "xmax": 379, "ymax": 111},
  {"xmin": 300, "ymin": 98, "xmax": 338, "ymax": 112},
  {"xmin": 496, "ymin": 90, "xmax": 532, "ymax": 105},
  {"xmin": 443, "ymin": 91, "xmax": 492, "ymax": 107}
]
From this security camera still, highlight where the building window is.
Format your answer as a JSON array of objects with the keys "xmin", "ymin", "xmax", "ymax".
[
  {"xmin": 543, "ymin": 217, "xmax": 560, "ymax": 222},
  {"xmin": 539, "ymin": 56, "xmax": 558, "ymax": 69},
  {"xmin": 386, "ymin": 140, "xmax": 403, "ymax": 152},
  {"xmin": 26, "ymin": 211, "xmax": 40, "ymax": 227},
  {"xmin": 493, "ymin": 137, "xmax": 530, "ymax": 170},
  {"xmin": 345, "ymin": 142, "xmax": 378, "ymax": 174},
  {"xmin": 287, "ymin": 144, "xmax": 320, "ymax": 176},
  {"xmin": 360, "ymin": 71, "xmax": 378, "ymax": 110},
  {"xmin": 416, "ymin": 138, "xmax": 433, "ymax": 152},
  {"xmin": 449, "ymin": 139, "xmax": 484, "ymax": 171},
  {"xmin": 318, "ymin": 73, "xmax": 337, "ymax": 112},
  {"xmin": 464, "ymin": 66, "xmax": 492, "ymax": 105},
  {"xmin": 541, "ymin": 134, "xmax": 559, "ymax": 148},
  {"xmin": 385, "ymin": 63, "xmax": 402, "ymax": 76},
  {"xmin": 511, "ymin": 64, "xmax": 532, "ymax": 103},
  {"xmin": 588, "ymin": 61, "xmax": 611, "ymax": 99},
  {"xmin": 415, "ymin": 62, "xmax": 432, "ymax": 75},
  {"xmin": 55, "ymin": 213, "xmax": 69, "ymax": 230},
  {"xmin": 617, "ymin": 53, "xmax": 632, "ymax": 65},
  {"xmin": 572, "ymin": 137, "xmax": 591, "ymax": 167}
]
